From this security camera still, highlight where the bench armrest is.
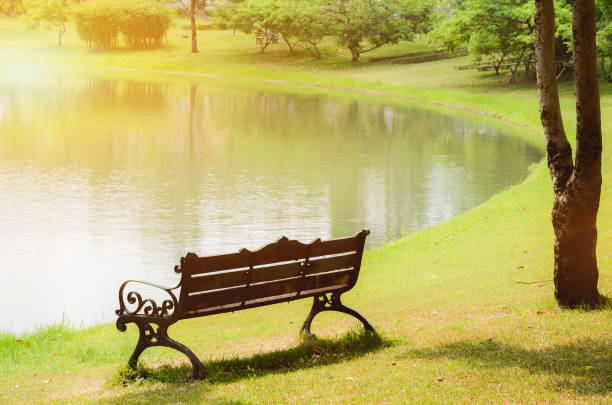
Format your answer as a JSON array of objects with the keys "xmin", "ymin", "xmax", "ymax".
[{"xmin": 116, "ymin": 279, "xmax": 180, "ymax": 318}]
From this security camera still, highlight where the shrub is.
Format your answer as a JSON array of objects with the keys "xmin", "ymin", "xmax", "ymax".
[{"xmin": 73, "ymin": 0, "xmax": 174, "ymax": 50}]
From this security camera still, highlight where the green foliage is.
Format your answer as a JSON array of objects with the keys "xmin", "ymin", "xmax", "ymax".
[
  {"xmin": 430, "ymin": 0, "xmax": 572, "ymax": 80},
  {"xmin": 324, "ymin": 0, "xmax": 428, "ymax": 62},
  {"xmin": 166, "ymin": 0, "xmax": 206, "ymax": 18},
  {"xmin": 23, "ymin": 0, "xmax": 69, "ymax": 45},
  {"xmin": 0, "ymin": 0, "xmax": 26, "ymax": 16},
  {"xmin": 431, "ymin": 0, "xmax": 533, "ymax": 72},
  {"xmin": 118, "ymin": 1, "xmax": 174, "ymax": 49},
  {"xmin": 217, "ymin": 0, "xmax": 432, "ymax": 61},
  {"xmin": 597, "ymin": 0, "xmax": 612, "ymax": 83},
  {"xmin": 272, "ymin": 0, "xmax": 327, "ymax": 58},
  {"xmin": 72, "ymin": 0, "xmax": 174, "ymax": 51},
  {"xmin": 218, "ymin": 0, "xmax": 326, "ymax": 56},
  {"xmin": 72, "ymin": 0, "xmax": 120, "ymax": 50}
]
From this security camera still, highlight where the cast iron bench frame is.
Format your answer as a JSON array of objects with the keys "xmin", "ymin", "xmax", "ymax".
[{"xmin": 116, "ymin": 229, "xmax": 374, "ymax": 379}]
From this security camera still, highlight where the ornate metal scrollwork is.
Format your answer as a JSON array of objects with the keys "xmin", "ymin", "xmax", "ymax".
[{"xmin": 116, "ymin": 279, "xmax": 180, "ymax": 318}]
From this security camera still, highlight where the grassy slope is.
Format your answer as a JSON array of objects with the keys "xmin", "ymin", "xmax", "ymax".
[{"xmin": 0, "ymin": 18, "xmax": 610, "ymax": 404}]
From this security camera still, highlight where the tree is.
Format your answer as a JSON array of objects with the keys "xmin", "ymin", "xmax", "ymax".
[
  {"xmin": 596, "ymin": 0, "xmax": 612, "ymax": 82},
  {"xmin": 430, "ymin": 0, "xmax": 572, "ymax": 82},
  {"xmin": 272, "ymin": 0, "xmax": 326, "ymax": 57},
  {"xmin": 73, "ymin": 0, "xmax": 173, "ymax": 50},
  {"xmin": 431, "ymin": 0, "xmax": 535, "ymax": 78},
  {"xmin": 534, "ymin": 0, "xmax": 602, "ymax": 307},
  {"xmin": 599, "ymin": 23, "xmax": 612, "ymax": 82},
  {"xmin": 24, "ymin": 0, "xmax": 69, "ymax": 46},
  {"xmin": 226, "ymin": 0, "xmax": 278, "ymax": 53},
  {"xmin": 0, "ymin": 0, "xmax": 26, "ymax": 16},
  {"xmin": 324, "ymin": 0, "xmax": 426, "ymax": 62},
  {"xmin": 190, "ymin": 0, "xmax": 199, "ymax": 53}
]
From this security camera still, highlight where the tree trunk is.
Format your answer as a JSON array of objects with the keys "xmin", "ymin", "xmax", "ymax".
[
  {"xmin": 282, "ymin": 34, "xmax": 294, "ymax": 55},
  {"xmin": 58, "ymin": 23, "xmax": 65, "ymax": 47},
  {"xmin": 534, "ymin": 0, "xmax": 601, "ymax": 308},
  {"xmin": 190, "ymin": 0, "xmax": 198, "ymax": 53},
  {"xmin": 260, "ymin": 38, "xmax": 271, "ymax": 53},
  {"xmin": 525, "ymin": 61, "xmax": 531, "ymax": 77}
]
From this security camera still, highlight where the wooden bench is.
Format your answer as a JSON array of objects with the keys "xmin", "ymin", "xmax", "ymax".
[
  {"xmin": 255, "ymin": 31, "xmax": 278, "ymax": 45},
  {"xmin": 116, "ymin": 229, "xmax": 374, "ymax": 379}
]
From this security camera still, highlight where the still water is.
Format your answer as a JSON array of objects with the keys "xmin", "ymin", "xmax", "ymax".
[{"xmin": 0, "ymin": 67, "xmax": 542, "ymax": 332}]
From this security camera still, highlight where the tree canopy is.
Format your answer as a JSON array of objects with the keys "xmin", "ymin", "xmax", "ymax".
[
  {"xmin": 72, "ymin": 0, "xmax": 174, "ymax": 50},
  {"xmin": 431, "ymin": 0, "xmax": 611, "ymax": 82},
  {"xmin": 217, "ymin": 0, "xmax": 434, "ymax": 61},
  {"xmin": 596, "ymin": 0, "xmax": 612, "ymax": 82},
  {"xmin": 23, "ymin": 0, "xmax": 69, "ymax": 46}
]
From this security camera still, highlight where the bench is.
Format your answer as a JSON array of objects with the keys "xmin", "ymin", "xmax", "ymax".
[
  {"xmin": 255, "ymin": 31, "xmax": 278, "ymax": 45},
  {"xmin": 116, "ymin": 229, "xmax": 374, "ymax": 379}
]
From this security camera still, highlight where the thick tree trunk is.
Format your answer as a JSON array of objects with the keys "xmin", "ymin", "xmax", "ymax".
[
  {"xmin": 561, "ymin": 0, "xmax": 602, "ymax": 307},
  {"xmin": 534, "ymin": 0, "xmax": 601, "ymax": 308},
  {"xmin": 190, "ymin": 0, "xmax": 198, "ymax": 53}
]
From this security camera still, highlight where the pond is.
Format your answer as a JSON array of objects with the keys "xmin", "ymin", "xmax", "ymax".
[{"xmin": 0, "ymin": 66, "xmax": 542, "ymax": 332}]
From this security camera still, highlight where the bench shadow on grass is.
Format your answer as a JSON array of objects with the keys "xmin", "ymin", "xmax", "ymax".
[
  {"xmin": 104, "ymin": 330, "xmax": 391, "ymax": 404},
  {"xmin": 406, "ymin": 336, "xmax": 611, "ymax": 395}
]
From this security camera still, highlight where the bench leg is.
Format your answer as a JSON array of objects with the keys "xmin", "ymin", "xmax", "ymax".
[
  {"xmin": 127, "ymin": 321, "xmax": 207, "ymax": 380},
  {"xmin": 300, "ymin": 293, "xmax": 374, "ymax": 339}
]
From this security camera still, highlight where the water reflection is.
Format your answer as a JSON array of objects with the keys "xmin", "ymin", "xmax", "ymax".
[{"xmin": 0, "ymin": 70, "xmax": 542, "ymax": 332}]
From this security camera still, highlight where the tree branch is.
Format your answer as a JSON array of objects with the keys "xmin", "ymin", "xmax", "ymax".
[
  {"xmin": 534, "ymin": 0, "xmax": 573, "ymax": 195},
  {"xmin": 572, "ymin": 0, "xmax": 602, "ymax": 174}
]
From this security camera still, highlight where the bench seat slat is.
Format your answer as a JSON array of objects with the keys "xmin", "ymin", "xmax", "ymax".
[
  {"xmin": 187, "ymin": 270, "xmax": 247, "ymax": 293},
  {"xmin": 181, "ymin": 284, "xmax": 351, "ymax": 319},
  {"xmin": 247, "ymin": 278, "xmax": 301, "ymax": 301},
  {"xmin": 191, "ymin": 252, "xmax": 250, "ymax": 275},
  {"xmin": 185, "ymin": 261, "xmax": 305, "ymax": 295},
  {"xmin": 251, "ymin": 261, "xmax": 303, "ymax": 284},
  {"xmin": 308, "ymin": 253, "xmax": 357, "ymax": 275},
  {"xmin": 182, "ymin": 269, "xmax": 355, "ymax": 314},
  {"xmin": 303, "ymin": 269, "xmax": 354, "ymax": 291},
  {"xmin": 309, "ymin": 236, "xmax": 360, "ymax": 257},
  {"xmin": 183, "ymin": 286, "xmax": 245, "ymax": 312}
]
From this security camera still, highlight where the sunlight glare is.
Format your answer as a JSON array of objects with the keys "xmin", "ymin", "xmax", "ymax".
[{"xmin": 0, "ymin": 62, "xmax": 43, "ymax": 84}]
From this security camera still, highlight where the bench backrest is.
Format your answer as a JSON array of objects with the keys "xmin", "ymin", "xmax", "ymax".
[{"xmin": 177, "ymin": 229, "xmax": 369, "ymax": 319}]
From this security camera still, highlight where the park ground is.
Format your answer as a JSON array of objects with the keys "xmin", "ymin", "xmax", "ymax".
[{"xmin": 0, "ymin": 17, "xmax": 611, "ymax": 404}]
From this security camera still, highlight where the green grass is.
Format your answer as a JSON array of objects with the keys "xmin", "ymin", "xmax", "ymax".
[{"xmin": 0, "ymin": 17, "xmax": 611, "ymax": 404}]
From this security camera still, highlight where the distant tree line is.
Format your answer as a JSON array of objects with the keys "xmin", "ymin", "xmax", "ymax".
[
  {"xmin": 10, "ymin": 0, "xmax": 612, "ymax": 80},
  {"xmin": 21, "ymin": 0, "xmax": 174, "ymax": 49}
]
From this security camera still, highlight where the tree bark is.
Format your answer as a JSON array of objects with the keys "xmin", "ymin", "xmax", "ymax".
[
  {"xmin": 190, "ymin": 0, "xmax": 198, "ymax": 53},
  {"xmin": 534, "ymin": 0, "xmax": 601, "ymax": 308}
]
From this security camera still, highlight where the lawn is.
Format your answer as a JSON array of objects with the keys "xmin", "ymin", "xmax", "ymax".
[{"xmin": 0, "ymin": 17, "xmax": 611, "ymax": 404}]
